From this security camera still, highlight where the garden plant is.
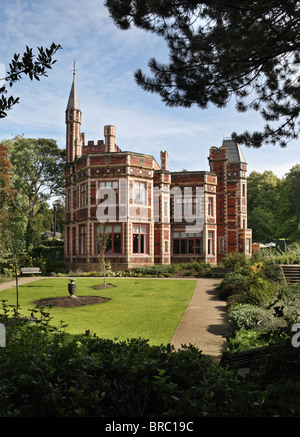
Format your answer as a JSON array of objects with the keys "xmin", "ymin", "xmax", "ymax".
[{"xmin": 1, "ymin": 250, "xmax": 300, "ymax": 416}]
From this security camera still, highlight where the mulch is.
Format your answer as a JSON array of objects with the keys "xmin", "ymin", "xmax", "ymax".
[{"xmin": 32, "ymin": 284, "xmax": 114, "ymax": 307}]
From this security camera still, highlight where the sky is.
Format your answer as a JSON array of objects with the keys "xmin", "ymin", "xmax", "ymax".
[{"xmin": 1, "ymin": 0, "xmax": 299, "ymax": 179}]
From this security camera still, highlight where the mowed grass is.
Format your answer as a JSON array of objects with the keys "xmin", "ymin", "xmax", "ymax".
[{"xmin": 0, "ymin": 278, "xmax": 197, "ymax": 345}]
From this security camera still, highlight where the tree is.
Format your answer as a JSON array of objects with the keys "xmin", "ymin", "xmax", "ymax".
[
  {"xmin": 247, "ymin": 170, "xmax": 282, "ymax": 214},
  {"xmin": 6, "ymin": 137, "xmax": 65, "ymax": 249},
  {"xmin": 281, "ymin": 164, "xmax": 300, "ymax": 240},
  {"xmin": 0, "ymin": 43, "xmax": 62, "ymax": 118},
  {"xmin": 52, "ymin": 198, "xmax": 65, "ymax": 235},
  {"xmin": 248, "ymin": 207, "xmax": 278, "ymax": 243},
  {"xmin": 247, "ymin": 168, "xmax": 300, "ymax": 242},
  {"xmin": 97, "ymin": 224, "xmax": 110, "ymax": 286},
  {"xmin": 0, "ymin": 144, "xmax": 22, "ymax": 294},
  {"xmin": 247, "ymin": 170, "xmax": 284, "ymax": 241},
  {"xmin": 105, "ymin": 0, "xmax": 300, "ymax": 147},
  {"xmin": 0, "ymin": 143, "xmax": 15, "ymax": 213},
  {"xmin": 0, "ymin": 202, "xmax": 27, "ymax": 313},
  {"xmin": 28, "ymin": 203, "xmax": 53, "ymax": 247}
]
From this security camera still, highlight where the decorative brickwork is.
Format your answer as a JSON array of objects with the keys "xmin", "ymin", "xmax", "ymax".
[{"xmin": 64, "ymin": 78, "xmax": 252, "ymax": 271}]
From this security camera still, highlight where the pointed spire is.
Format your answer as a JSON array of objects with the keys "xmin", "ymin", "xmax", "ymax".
[{"xmin": 66, "ymin": 61, "xmax": 81, "ymax": 111}]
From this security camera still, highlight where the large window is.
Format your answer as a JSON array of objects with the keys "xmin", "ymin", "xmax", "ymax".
[
  {"xmin": 175, "ymin": 197, "xmax": 199, "ymax": 220},
  {"xmin": 97, "ymin": 181, "xmax": 118, "ymax": 204},
  {"xmin": 173, "ymin": 231, "xmax": 202, "ymax": 255},
  {"xmin": 95, "ymin": 224, "xmax": 122, "ymax": 255},
  {"xmin": 79, "ymin": 225, "xmax": 86, "ymax": 255},
  {"xmin": 134, "ymin": 181, "xmax": 147, "ymax": 205},
  {"xmin": 80, "ymin": 184, "xmax": 87, "ymax": 207},
  {"xmin": 208, "ymin": 197, "xmax": 214, "ymax": 216},
  {"xmin": 207, "ymin": 231, "xmax": 215, "ymax": 255},
  {"xmin": 66, "ymin": 227, "xmax": 70, "ymax": 256},
  {"xmin": 67, "ymin": 189, "xmax": 71, "ymax": 211},
  {"xmin": 246, "ymin": 238, "xmax": 251, "ymax": 254},
  {"xmin": 133, "ymin": 224, "xmax": 148, "ymax": 254}
]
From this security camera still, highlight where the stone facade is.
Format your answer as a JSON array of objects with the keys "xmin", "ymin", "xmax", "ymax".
[{"xmin": 64, "ymin": 76, "xmax": 252, "ymax": 271}]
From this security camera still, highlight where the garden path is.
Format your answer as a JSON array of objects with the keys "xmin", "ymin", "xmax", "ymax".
[
  {"xmin": 0, "ymin": 276, "xmax": 43, "ymax": 291},
  {"xmin": 170, "ymin": 278, "xmax": 228, "ymax": 362},
  {"xmin": 0, "ymin": 276, "xmax": 228, "ymax": 361}
]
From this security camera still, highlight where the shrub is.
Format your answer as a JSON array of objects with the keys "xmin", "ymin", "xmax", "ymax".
[
  {"xmin": 226, "ymin": 328, "xmax": 273, "ymax": 352},
  {"xmin": 254, "ymin": 248, "xmax": 300, "ymax": 265},
  {"xmin": 228, "ymin": 304, "xmax": 266, "ymax": 332},
  {"xmin": 222, "ymin": 253, "xmax": 249, "ymax": 270},
  {"xmin": 0, "ymin": 303, "xmax": 246, "ymax": 417},
  {"xmin": 260, "ymin": 263, "xmax": 285, "ymax": 284},
  {"xmin": 246, "ymin": 277, "xmax": 280, "ymax": 305},
  {"xmin": 217, "ymin": 272, "xmax": 251, "ymax": 300},
  {"xmin": 30, "ymin": 245, "xmax": 65, "ymax": 273},
  {"xmin": 227, "ymin": 293, "xmax": 249, "ymax": 307},
  {"xmin": 2, "ymin": 302, "xmax": 300, "ymax": 416},
  {"xmin": 123, "ymin": 262, "xmax": 212, "ymax": 278},
  {"xmin": 128, "ymin": 265, "xmax": 173, "ymax": 277},
  {"xmin": 227, "ymin": 304, "xmax": 282, "ymax": 334}
]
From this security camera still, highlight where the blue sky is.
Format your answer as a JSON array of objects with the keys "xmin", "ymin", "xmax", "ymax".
[{"xmin": 1, "ymin": 0, "xmax": 299, "ymax": 178}]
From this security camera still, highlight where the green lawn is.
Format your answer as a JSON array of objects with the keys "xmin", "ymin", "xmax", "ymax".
[{"xmin": 0, "ymin": 278, "xmax": 196, "ymax": 345}]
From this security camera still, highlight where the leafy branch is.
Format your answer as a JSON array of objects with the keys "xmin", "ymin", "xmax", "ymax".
[{"xmin": 0, "ymin": 42, "xmax": 62, "ymax": 118}]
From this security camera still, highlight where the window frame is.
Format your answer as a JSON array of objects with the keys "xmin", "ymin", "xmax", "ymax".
[
  {"xmin": 207, "ymin": 231, "xmax": 215, "ymax": 255},
  {"xmin": 246, "ymin": 238, "xmax": 251, "ymax": 253},
  {"xmin": 172, "ymin": 231, "xmax": 202, "ymax": 255},
  {"xmin": 208, "ymin": 196, "xmax": 214, "ymax": 216},
  {"xmin": 97, "ymin": 180, "xmax": 119, "ymax": 205},
  {"xmin": 67, "ymin": 189, "xmax": 71, "ymax": 211},
  {"xmin": 80, "ymin": 183, "xmax": 87, "ymax": 208},
  {"xmin": 134, "ymin": 181, "xmax": 147, "ymax": 205},
  {"xmin": 66, "ymin": 226, "xmax": 70, "ymax": 256},
  {"xmin": 175, "ymin": 196, "xmax": 199, "ymax": 220},
  {"xmin": 132, "ymin": 223, "xmax": 149, "ymax": 254},
  {"xmin": 95, "ymin": 223, "xmax": 122, "ymax": 255},
  {"xmin": 79, "ymin": 224, "xmax": 87, "ymax": 255}
]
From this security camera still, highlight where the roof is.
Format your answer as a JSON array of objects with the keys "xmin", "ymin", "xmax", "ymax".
[
  {"xmin": 66, "ymin": 76, "xmax": 81, "ymax": 111},
  {"xmin": 222, "ymin": 139, "xmax": 246, "ymax": 163}
]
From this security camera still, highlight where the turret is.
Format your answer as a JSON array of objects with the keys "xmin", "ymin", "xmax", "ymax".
[{"xmin": 66, "ymin": 64, "xmax": 82, "ymax": 162}]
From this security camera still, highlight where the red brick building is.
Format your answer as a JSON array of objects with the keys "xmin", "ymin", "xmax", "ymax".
[{"xmin": 64, "ymin": 75, "xmax": 252, "ymax": 271}]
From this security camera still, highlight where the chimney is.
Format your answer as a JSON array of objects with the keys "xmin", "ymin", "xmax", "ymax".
[
  {"xmin": 160, "ymin": 150, "xmax": 168, "ymax": 171},
  {"xmin": 104, "ymin": 125, "xmax": 116, "ymax": 152}
]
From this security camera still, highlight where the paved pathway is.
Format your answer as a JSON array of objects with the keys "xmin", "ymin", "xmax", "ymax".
[
  {"xmin": 171, "ymin": 278, "xmax": 229, "ymax": 362},
  {"xmin": 0, "ymin": 276, "xmax": 229, "ymax": 361},
  {"xmin": 0, "ymin": 276, "xmax": 45, "ymax": 291}
]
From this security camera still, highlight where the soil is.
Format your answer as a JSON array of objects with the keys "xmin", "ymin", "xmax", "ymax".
[
  {"xmin": 92, "ymin": 284, "xmax": 115, "ymax": 290},
  {"xmin": 33, "ymin": 296, "xmax": 111, "ymax": 307},
  {"xmin": 33, "ymin": 284, "xmax": 114, "ymax": 307}
]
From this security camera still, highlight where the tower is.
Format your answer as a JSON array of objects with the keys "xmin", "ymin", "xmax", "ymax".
[
  {"xmin": 209, "ymin": 139, "xmax": 252, "ymax": 262},
  {"xmin": 65, "ymin": 63, "xmax": 82, "ymax": 163}
]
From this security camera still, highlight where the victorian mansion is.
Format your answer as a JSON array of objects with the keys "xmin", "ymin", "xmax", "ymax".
[{"xmin": 64, "ymin": 75, "xmax": 252, "ymax": 272}]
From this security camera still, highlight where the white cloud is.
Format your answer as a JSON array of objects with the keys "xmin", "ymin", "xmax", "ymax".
[{"xmin": 1, "ymin": 0, "xmax": 299, "ymax": 178}]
